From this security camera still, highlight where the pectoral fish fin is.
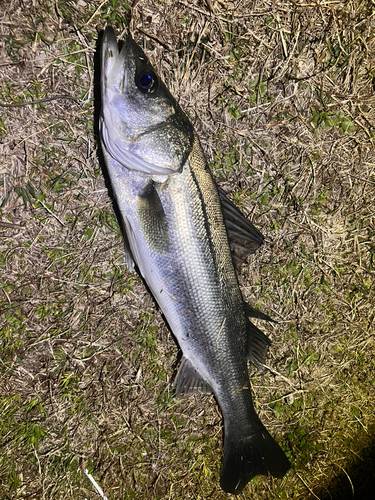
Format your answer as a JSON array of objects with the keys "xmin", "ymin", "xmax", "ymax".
[
  {"xmin": 174, "ymin": 356, "xmax": 213, "ymax": 396},
  {"xmin": 119, "ymin": 215, "xmax": 136, "ymax": 272},
  {"xmin": 137, "ymin": 182, "xmax": 169, "ymax": 254},
  {"xmin": 246, "ymin": 319, "xmax": 271, "ymax": 367},
  {"xmin": 244, "ymin": 302, "xmax": 276, "ymax": 323},
  {"xmin": 217, "ymin": 187, "xmax": 264, "ymax": 269}
]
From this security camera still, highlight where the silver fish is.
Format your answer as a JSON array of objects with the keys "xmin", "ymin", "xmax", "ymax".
[{"xmin": 99, "ymin": 26, "xmax": 290, "ymax": 494}]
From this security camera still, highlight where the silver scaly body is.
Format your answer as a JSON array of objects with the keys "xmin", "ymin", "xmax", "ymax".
[{"xmin": 99, "ymin": 27, "xmax": 290, "ymax": 494}]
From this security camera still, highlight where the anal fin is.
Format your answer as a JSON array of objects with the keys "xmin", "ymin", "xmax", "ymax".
[{"xmin": 174, "ymin": 356, "xmax": 213, "ymax": 397}]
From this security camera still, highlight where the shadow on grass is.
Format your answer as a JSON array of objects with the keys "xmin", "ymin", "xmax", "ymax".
[{"xmin": 316, "ymin": 434, "xmax": 375, "ymax": 500}]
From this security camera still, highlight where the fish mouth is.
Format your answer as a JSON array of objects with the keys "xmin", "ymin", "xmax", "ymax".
[
  {"xmin": 101, "ymin": 26, "xmax": 129, "ymax": 103},
  {"xmin": 100, "ymin": 27, "xmax": 144, "ymax": 171},
  {"xmin": 101, "ymin": 27, "xmax": 121, "ymax": 85}
]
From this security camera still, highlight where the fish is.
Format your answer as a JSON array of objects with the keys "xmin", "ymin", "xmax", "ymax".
[{"xmin": 99, "ymin": 26, "xmax": 290, "ymax": 494}]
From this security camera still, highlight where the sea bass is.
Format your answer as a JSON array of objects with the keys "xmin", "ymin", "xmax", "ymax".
[{"xmin": 99, "ymin": 26, "xmax": 290, "ymax": 494}]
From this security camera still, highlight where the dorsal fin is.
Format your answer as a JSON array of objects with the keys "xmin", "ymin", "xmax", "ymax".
[
  {"xmin": 244, "ymin": 302, "xmax": 276, "ymax": 323},
  {"xmin": 217, "ymin": 187, "xmax": 264, "ymax": 269},
  {"xmin": 246, "ymin": 319, "xmax": 271, "ymax": 368},
  {"xmin": 174, "ymin": 356, "xmax": 213, "ymax": 397}
]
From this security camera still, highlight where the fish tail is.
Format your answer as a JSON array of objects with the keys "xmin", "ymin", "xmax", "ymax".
[{"xmin": 220, "ymin": 422, "xmax": 290, "ymax": 494}]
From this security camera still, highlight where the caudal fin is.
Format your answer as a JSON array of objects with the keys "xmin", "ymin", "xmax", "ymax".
[{"xmin": 220, "ymin": 424, "xmax": 290, "ymax": 494}]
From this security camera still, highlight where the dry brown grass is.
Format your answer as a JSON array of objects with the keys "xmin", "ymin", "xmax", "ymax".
[{"xmin": 1, "ymin": 0, "xmax": 375, "ymax": 498}]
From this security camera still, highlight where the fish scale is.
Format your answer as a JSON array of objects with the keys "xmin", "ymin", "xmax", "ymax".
[{"xmin": 100, "ymin": 26, "xmax": 290, "ymax": 494}]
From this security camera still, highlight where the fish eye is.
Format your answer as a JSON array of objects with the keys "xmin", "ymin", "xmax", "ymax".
[{"xmin": 137, "ymin": 71, "xmax": 157, "ymax": 93}]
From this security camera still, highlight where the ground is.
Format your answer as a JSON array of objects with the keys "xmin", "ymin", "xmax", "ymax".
[{"xmin": 0, "ymin": 0, "xmax": 375, "ymax": 499}]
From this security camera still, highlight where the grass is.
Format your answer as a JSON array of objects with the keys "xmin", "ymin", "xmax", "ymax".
[{"xmin": 0, "ymin": 0, "xmax": 375, "ymax": 498}]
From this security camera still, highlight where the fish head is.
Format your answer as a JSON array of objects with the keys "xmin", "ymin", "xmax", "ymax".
[{"xmin": 100, "ymin": 27, "xmax": 194, "ymax": 176}]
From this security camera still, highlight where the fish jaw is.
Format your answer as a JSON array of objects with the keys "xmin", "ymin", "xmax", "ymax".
[{"xmin": 100, "ymin": 27, "xmax": 194, "ymax": 176}]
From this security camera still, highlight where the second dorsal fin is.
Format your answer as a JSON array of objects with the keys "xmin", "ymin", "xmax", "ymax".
[
  {"xmin": 246, "ymin": 319, "xmax": 272, "ymax": 368},
  {"xmin": 244, "ymin": 302, "xmax": 276, "ymax": 323}
]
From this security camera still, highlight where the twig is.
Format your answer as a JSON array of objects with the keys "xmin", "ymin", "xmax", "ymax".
[
  {"xmin": 84, "ymin": 469, "xmax": 108, "ymax": 500},
  {"xmin": 262, "ymin": 364, "xmax": 297, "ymax": 387},
  {"xmin": 138, "ymin": 28, "xmax": 173, "ymax": 51},
  {"xmin": 182, "ymin": 19, "xmax": 208, "ymax": 83},
  {"xmin": 296, "ymin": 472, "xmax": 321, "ymax": 499},
  {"xmin": 0, "ymin": 95, "xmax": 78, "ymax": 108},
  {"xmin": 215, "ymin": 317, "xmax": 227, "ymax": 345},
  {"xmin": 38, "ymin": 201, "xmax": 66, "ymax": 226},
  {"xmin": 336, "ymin": 464, "xmax": 355, "ymax": 495},
  {"xmin": 0, "ymin": 221, "xmax": 22, "ymax": 229},
  {"xmin": 84, "ymin": 0, "xmax": 110, "ymax": 26}
]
